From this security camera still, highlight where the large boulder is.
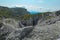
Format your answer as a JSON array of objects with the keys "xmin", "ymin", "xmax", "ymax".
[
  {"xmin": 55, "ymin": 10, "xmax": 60, "ymax": 16},
  {"xmin": 5, "ymin": 26, "xmax": 34, "ymax": 40},
  {"xmin": 21, "ymin": 18, "xmax": 33, "ymax": 26},
  {"xmin": 21, "ymin": 17, "xmax": 39, "ymax": 26}
]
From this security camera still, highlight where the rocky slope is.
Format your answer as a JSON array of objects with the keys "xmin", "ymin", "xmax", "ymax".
[
  {"xmin": 0, "ymin": 6, "xmax": 60, "ymax": 40},
  {"xmin": 0, "ymin": 14, "xmax": 60, "ymax": 40}
]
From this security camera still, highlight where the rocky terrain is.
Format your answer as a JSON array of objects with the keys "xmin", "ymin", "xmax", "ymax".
[
  {"xmin": 0, "ymin": 14, "xmax": 60, "ymax": 40},
  {"xmin": 0, "ymin": 6, "xmax": 60, "ymax": 40}
]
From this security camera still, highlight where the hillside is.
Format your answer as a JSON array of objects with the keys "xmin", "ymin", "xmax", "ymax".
[
  {"xmin": 0, "ymin": 6, "xmax": 30, "ymax": 19},
  {"xmin": 0, "ymin": 6, "xmax": 60, "ymax": 40}
]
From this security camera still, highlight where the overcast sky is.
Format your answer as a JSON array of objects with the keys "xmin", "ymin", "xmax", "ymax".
[{"xmin": 0, "ymin": 0, "xmax": 60, "ymax": 12}]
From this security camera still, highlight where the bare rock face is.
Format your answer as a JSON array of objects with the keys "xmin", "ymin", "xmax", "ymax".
[
  {"xmin": 1, "ymin": 16, "xmax": 60, "ymax": 40},
  {"xmin": 21, "ymin": 16, "xmax": 39, "ymax": 26},
  {"xmin": 55, "ymin": 10, "xmax": 60, "ymax": 16},
  {"xmin": 5, "ymin": 26, "xmax": 34, "ymax": 40},
  {"xmin": 0, "ymin": 22, "xmax": 3, "ymax": 28},
  {"xmin": 21, "ymin": 18, "xmax": 33, "ymax": 26},
  {"xmin": 0, "ymin": 18, "xmax": 34, "ymax": 40},
  {"xmin": 22, "ymin": 22, "xmax": 60, "ymax": 40}
]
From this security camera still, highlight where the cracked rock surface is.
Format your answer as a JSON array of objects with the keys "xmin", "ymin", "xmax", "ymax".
[{"xmin": 0, "ymin": 18, "xmax": 60, "ymax": 40}]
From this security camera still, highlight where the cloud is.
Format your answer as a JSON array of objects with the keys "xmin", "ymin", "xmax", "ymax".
[
  {"xmin": 1, "ymin": 4, "xmax": 57, "ymax": 12},
  {"xmin": 16, "ymin": 4, "xmax": 43, "ymax": 12},
  {"xmin": 16, "ymin": 4, "xmax": 52, "ymax": 12}
]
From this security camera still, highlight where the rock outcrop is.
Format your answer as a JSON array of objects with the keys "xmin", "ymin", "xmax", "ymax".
[{"xmin": 0, "ymin": 18, "xmax": 34, "ymax": 40}]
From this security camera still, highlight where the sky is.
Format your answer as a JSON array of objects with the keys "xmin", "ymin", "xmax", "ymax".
[{"xmin": 0, "ymin": 0, "xmax": 60, "ymax": 12}]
